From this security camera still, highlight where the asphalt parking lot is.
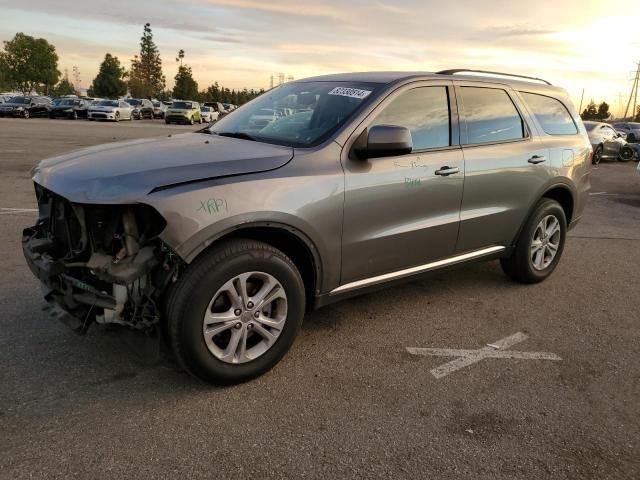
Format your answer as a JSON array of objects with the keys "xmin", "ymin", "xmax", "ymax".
[{"xmin": 1, "ymin": 117, "xmax": 639, "ymax": 479}]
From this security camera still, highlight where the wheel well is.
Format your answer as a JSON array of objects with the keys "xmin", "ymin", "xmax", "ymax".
[
  {"xmin": 542, "ymin": 187, "xmax": 574, "ymax": 224},
  {"xmin": 217, "ymin": 227, "xmax": 318, "ymax": 308}
]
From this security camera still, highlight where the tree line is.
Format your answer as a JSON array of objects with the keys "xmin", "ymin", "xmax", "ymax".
[{"xmin": 0, "ymin": 25, "xmax": 264, "ymax": 105}]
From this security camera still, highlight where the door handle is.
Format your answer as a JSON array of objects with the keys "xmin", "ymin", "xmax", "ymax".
[
  {"xmin": 434, "ymin": 166, "xmax": 459, "ymax": 176},
  {"xmin": 528, "ymin": 155, "xmax": 546, "ymax": 164}
]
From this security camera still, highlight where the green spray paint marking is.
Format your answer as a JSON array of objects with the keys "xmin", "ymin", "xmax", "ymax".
[{"xmin": 197, "ymin": 198, "xmax": 228, "ymax": 215}]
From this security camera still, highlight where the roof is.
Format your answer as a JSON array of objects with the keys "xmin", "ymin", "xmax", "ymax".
[{"xmin": 296, "ymin": 70, "xmax": 565, "ymax": 94}]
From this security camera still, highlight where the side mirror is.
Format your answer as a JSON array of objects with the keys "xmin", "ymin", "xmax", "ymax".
[{"xmin": 354, "ymin": 125, "xmax": 413, "ymax": 159}]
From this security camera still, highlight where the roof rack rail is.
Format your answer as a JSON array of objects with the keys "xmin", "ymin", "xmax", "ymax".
[{"xmin": 436, "ymin": 69, "xmax": 552, "ymax": 86}]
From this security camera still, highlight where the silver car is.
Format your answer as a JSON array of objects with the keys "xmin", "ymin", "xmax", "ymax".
[
  {"xmin": 583, "ymin": 121, "xmax": 636, "ymax": 164},
  {"xmin": 23, "ymin": 70, "xmax": 591, "ymax": 384},
  {"xmin": 87, "ymin": 99, "xmax": 135, "ymax": 121}
]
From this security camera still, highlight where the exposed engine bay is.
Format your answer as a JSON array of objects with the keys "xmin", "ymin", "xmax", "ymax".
[{"xmin": 22, "ymin": 183, "xmax": 182, "ymax": 334}]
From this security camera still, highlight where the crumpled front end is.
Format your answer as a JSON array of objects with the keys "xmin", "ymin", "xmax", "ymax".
[{"xmin": 22, "ymin": 183, "xmax": 182, "ymax": 334}]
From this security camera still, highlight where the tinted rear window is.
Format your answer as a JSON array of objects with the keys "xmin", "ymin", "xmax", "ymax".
[
  {"xmin": 459, "ymin": 87, "xmax": 525, "ymax": 145},
  {"xmin": 520, "ymin": 92, "xmax": 578, "ymax": 135}
]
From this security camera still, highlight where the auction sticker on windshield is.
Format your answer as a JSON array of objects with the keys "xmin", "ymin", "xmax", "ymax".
[{"xmin": 328, "ymin": 87, "xmax": 372, "ymax": 99}]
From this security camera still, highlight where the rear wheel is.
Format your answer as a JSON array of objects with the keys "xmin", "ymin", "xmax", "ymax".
[
  {"xmin": 166, "ymin": 239, "xmax": 305, "ymax": 385},
  {"xmin": 23, "ymin": 110, "xmax": 30, "ymax": 119},
  {"xmin": 115, "ymin": 111, "xmax": 120, "ymax": 122},
  {"xmin": 592, "ymin": 144, "xmax": 603, "ymax": 165},
  {"xmin": 72, "ymin": 111, "xmax": 78, "ymax": 120},
  {"xmin": 500, "ymin": 199, "xmax": 567, "ymax": 284},
  {"xmin": 619, "ymin": 146, "xmax": 634, "ymax": 162},
  {"xmin": 189, "ymin": 116, "xmax": 195, "ymax": 125}
]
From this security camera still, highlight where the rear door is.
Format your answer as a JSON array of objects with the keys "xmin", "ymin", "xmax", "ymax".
[
  {"xmin": 455, "ymin": 82, "xmax": 552, "ymax": 252},
  {"xmin": 340, "ymin": 81, "xmax": 465, "ymax": 284}
]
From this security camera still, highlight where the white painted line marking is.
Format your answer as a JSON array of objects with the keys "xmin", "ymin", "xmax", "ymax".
[
  {"xmin": 0, "ymin": 208, "xmax": 38, "ymax": 216},
  {"xmin": 589, "ymin": 192, "xmax": 618, "ymax": 197},
  {"xmin": 407, "ymin": 332, "xmax": 561, "ymax": 379}
]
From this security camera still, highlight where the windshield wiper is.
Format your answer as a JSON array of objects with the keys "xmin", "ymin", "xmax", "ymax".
[{"xmin": 215, "ymin": 132, "xmax": 258, "ymax": 142}]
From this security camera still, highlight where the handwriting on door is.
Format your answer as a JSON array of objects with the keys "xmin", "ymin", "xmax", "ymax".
[{"xmin": 197, "ymin": 198, "xmax": 228, "ymax": 215}]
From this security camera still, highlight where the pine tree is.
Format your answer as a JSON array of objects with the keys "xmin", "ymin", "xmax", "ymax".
[
  {"xmin": 172, "ymin": 50, "xmax": 198, "ymax": 100},
  {"xmin": 89, "ymin": 54, "xmax": 127, "ymax": 98},
  {"xmin": 129, "ymin": 23, "xmax": 165, "ymax": 98},
  {"xmin": 581, "ymin": 100, "xmax": 598, "ymax": 121}
]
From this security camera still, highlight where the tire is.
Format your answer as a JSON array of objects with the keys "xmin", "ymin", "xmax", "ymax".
[
  {"xmin": 165, "ymin": 119, "xmax": 170, "ymax": 125},
  {"xmin": 72, "ymin": 111, "xmax": 78, "ymax": 120},
  {"xmin": 592, "ymin": 144, "xmax": 603, "ymax": 165},
  {"xmin": 165, "ymin": 239, "xmax": 305, "ymax": 385},
  {"xmin": 115, "ymin": 111, "xmax": 120, "ymax": 122},
  {"xmin": 500, "ymin": 198, "xmax": 567, "ymax": 284},
  {"xmin": 189, "ymin": 116, "xmax": 195, "ymax": 125},
  {"xmin": 618, "ymin": 146, "xmax": 634, "ymax": 162},
  {"xmin": 49, "ymin": 114, "xmax": 55, "ymax": 119},
  {"xmin": 23, "ymin": 110, "xmax": 30, "ymax": 119}
]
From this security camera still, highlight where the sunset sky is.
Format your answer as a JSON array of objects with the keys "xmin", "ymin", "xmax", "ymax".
[{"xmin": 1, "ymin": 0, "xmax": 639, "ymax": 116}]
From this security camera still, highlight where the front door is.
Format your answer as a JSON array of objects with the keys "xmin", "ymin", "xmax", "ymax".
[{"xmin": 340, "ymin": 83, "xmax": 464, "ymax": 284}]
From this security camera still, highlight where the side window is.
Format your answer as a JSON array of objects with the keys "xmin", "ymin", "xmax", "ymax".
[
  {"xmin": 520, "ymin": 92, "xmax": 578, "ymax": 135},
  {"xmin": 459, "ymin": 87, "xmax": 525, "ymax": 145},
  {"xmin": 370, "ymin": 86, "xmax": 450, "ymax": 150},
  {"xmin": 601, "ymin": 126, "xmax": 615, "ymax": 139}
]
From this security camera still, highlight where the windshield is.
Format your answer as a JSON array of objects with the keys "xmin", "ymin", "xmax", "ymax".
[
  {"xmin": 152, "ymin": 101, "xmax": 161, "ymax": 107},
  {"xmin": 172, "ymin": 101, "xmax": 192, "ymax": 109},
  {"xmin": 60, "ymin": 99, "xmax": 79, "ymax": 106},
  {"xmin": 127, "ymin": 99, "xmax": 142, "ymax": 106},
  {"xmin": 9, "ymin": 96, "xmax": 30, "ymax": 104},
  {"xmin": 96, "ymin": 100, "xmax": 119, "ymax": 107},
  {"xmin": 629, "ymin": 123, "xmax": 640, "ymax": 128},
  {"xmin": 209, "ymin": 82, "xmax": 380, "ymax": 147},
  {"xmin": 201, "ymin": 106, "xmax": 211, "ymax": 112}
]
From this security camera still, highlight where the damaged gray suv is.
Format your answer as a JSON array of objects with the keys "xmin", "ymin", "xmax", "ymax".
[{"xmin": 23, "ymin": 70, "xmax": 591, "ymax": 384}]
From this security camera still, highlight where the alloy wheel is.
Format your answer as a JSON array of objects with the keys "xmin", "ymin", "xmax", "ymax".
[
  {"xmin": 530, "ymin": 215, "xmax": 561, "ymax": 271},
  {"xmin": 202, "ymin": 271, "xmax": 288, "ymax": 364}
]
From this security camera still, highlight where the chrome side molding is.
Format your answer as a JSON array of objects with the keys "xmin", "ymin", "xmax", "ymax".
[{"xmin": 330, "ymin": 246, "xmax": 506, "ymax": 295}]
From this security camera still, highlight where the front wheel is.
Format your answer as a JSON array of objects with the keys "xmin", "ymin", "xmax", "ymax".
[
  {"xmin": 72, "ymin": 111, "xmax": 78, "ymax": 120},
  {"xmin": 23, "ymin": 110, "xmax": 30, "ymax": 119},
  {"xmin": 500, "ymin": 199, "xmax": 567, "ymax": 284},
  {"xmin": 166, "ymin": 239, "xmax": 305, "ymax": 385},
  {"xmin": 189, "ymin": 116, "xmax": 195, "ymax": 125}
]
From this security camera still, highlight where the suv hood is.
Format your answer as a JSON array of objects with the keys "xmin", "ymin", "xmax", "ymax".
[{"xmin": 32, "ymin": 132, "xmax": 294, "ymax": 204}]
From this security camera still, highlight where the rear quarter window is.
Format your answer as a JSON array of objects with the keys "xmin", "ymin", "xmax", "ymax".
[{"xmin": 520, "ymin": 92, "xmax": 578, "ymax": 135}]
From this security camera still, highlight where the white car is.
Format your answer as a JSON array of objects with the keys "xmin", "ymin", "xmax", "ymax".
[
  {"xmin": 200, "ymin": 106, "xmax": 219, "ymax": 123},
  {"xmin": 88, "ymin": 100, "xmax": 135, "ymax": 122}
]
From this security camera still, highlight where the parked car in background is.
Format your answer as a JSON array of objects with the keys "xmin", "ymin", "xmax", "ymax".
[
  {"xmin": 611, "ymin": 122, "xmax": 640, "ymax": 143},
  {"xmin": 0, "ymin": 96, "xmax": 51, "ymax": 118},
  {"xmin": 584, "ymin": 121, "xmax": 636, "ymax": 164},
  {"xmin": 200, "ymin": 105, "xmax": 219, "ymax": 123},
  {"xmin": 21, "ymin": 70, "xmax": 592, "ymax": 385},
  {"xmin": 152, "ymin": 100, "xmax": 167, "ymax": 119},
  {"xmin": 49, "ymin": 98, "xmax": 90, "ymax": 120},
  {"xmin": 204, "ymin": 102, "xmax": 228, "ymax": 119},
  {"xmin": 125, "ymin": 98, "xmax": 154, "ymax": 119},
  {"xmin": 165, "ymin": 100, "xmax": 202, "ymax": 124},
  {"xmin": 87, "ymin": 99, "xmax": 135, "ymax": 121},
  {"xmin": 223, "ymin": 103, "xmax": 236, "ymax": 112}
]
